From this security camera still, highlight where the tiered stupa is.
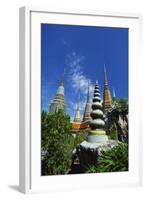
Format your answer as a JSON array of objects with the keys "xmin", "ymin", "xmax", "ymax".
[
  {"xmin": 80, "ymin": 82, "xmax": 91, "ymax": 129},
  {"xmin": 72, "ymin": 94, "xmax": 81, "ymax": 130},
  {"xmin": 103, "ymin": 64, "xmax": 112, "ymax": 113},
  {"xmin": 80, "ymin": 81, "xmax": 118, "ymax": 167},
  {"xmin": 87, "ymin": 80, "xmax": 108, "ymax": 143},
  {"xmin": 49, "ymin": 76, "xmax": 66, "ymax": 113}
]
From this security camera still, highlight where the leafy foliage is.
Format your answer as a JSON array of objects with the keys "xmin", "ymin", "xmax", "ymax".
[
  {"xmin": 108, "ymin": 128, "xmax": 118, "ymax": 140},
  {"xmin": 73, "ymin": 132, "xmax": 87, "ymax": 148},
  {"xmin": 86, "ymin": 143, "xmax": 128, "ymax": 173},
  {"xmin": 106, "ymin": 97, "xmax": 128, "ymax": 142},
  {"xmin": 41, "ymin": 110, "xmax": 74, "ymax": 175},
  {"xmin": 112, "ymin": 97, "xmax": 128, "ymax": 113}
]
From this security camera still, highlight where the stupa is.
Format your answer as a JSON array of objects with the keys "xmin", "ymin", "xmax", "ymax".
[
  {"xmin": 79, "ymin": 81, "xmax": 118, "ymax": 167},
  {"xmin": 49, "ymin": 76, "xmax": 66, "ymax": 113},
  {"xmin": 80, "ymin": 82, "xmax": 91, "ymax": 129},
  {"xmin": 72, "ymin": 94, "xmax": 81, "ymax": 130},
  {"xmin": 87, "ymin": 80, "xmax": 108, "ymax": 143}
]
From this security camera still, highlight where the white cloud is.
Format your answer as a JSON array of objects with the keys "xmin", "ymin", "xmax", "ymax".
[
  {"xmin": 66, "ymin": 52, "xmax": 94, "ymax": 96},
  {"xmin": 68, "ymin": 99, "xmax": 86, "ymax": 112},
  {"xmin": 65, "ymin": 51, "xmax": 96, "ymax": 120}
]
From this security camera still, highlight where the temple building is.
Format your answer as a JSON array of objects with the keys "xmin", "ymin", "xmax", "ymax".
[
  {"xmin": 80, "ymin": 83, "xmax": 91, "ymax": 129},
  {"xmin": 103, "ymin": 64, "xmax": 112, "ymax": 113},
  {"xmin": 49, "ymin": 76, "xmax": 66, "ymax": 113},
  {"xmin": 72, "ymin": 94, "xmax": 81, "ymax": 130}
]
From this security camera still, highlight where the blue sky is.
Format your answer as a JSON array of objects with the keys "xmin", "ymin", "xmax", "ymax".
[{"xmin": 41, "ymin": 24, "xmax": 128, "ymax": 120}]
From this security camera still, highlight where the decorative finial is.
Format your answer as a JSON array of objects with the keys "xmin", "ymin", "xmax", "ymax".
[
  {"xmin": 113, "ymin": 88, "xmax": 116, "ymax": 98},
  {"xmin": 77, "ymin": 90, "xmax": 80, "ymax": 110},
  {"xmin": 60, "ymin": 68, "xmax": 66, "ymax": 86},
  {"xmin": 103, "ymin": 64, "xmax": 112, "ymax": 113},
  {"xmin": 86, "ymin": 80, "xmax": 90, "ymax": 103},
  {"xmin": 60, "ymin": 78, "xmax": 64, "ymax": 86},
  {"xmin": 88, "ymin": 80, "xmax": 90, "ymax": 93},
  {"xmin": 104, "ymin": 64, "xmax": 108, "ymax": 86},
  {"xmin": 77, "ymin": 81, "xmax": 80, "ymax": 110}
]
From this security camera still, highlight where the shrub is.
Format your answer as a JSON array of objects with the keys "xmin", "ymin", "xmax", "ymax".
[
  {"xmin": 108, "ymin": 128, "xmax": 118, "ymax": 140},
  {"xmin": 73, "ymin": 132, "xmax": 87, "ymax": 148},
  {"xmin": 86, "ymin": 143, "xmax": 128, "ymax": 173},
  {"xmin": 41, "ymin": 110, "xmax": 74, "ymax": 175}
]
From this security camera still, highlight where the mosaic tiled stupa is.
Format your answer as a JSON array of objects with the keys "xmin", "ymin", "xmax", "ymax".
[
  {"xmin": 87, "ymin": 80, "xmax": 108, "ymax": 143},
  {"xmin": 79, "ymin": 80, "xmax": 118, "ymax": 168}
]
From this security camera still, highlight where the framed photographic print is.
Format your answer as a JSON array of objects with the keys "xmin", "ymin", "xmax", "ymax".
[{"xmin": 19, "ymin": 7, "xmax": 143, "ymax": 193}]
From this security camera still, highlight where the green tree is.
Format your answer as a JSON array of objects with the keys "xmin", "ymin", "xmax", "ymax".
[
  {"xmin": 112, "ymin": 97, "xmax": 128, "ymax": 113},
  {"xmin": 86, "ymin": 143, "xmax": 128, "ymax": 173},
  {"xmin": 107, "ymin": 97, "xmax": 128, "ymax": 142},
  {"xmin": 41, "ymin": 109, "xmax": 74, "ymax": 175}
]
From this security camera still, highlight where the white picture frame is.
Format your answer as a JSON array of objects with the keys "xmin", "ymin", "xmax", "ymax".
[{"xmin": 19, "ymin": 6, "xmax": 143, "ymax": 194}]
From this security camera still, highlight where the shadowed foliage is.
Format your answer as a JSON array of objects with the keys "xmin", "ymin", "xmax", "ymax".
[{"xmin": 86, "ymin": 143, "xmax": 128, "ymax": 173}]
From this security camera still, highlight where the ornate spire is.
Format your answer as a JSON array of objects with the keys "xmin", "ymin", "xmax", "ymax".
[
  {"xmin": 104, "ymin": 64, "xmax": 108, "ymax": 86},
  {"xmin": 103, "ymin": 64, "xmax": 112, "ymax": 113},
  {"xmin": 49, "ymin": 74, "xmax": 66, "ymax": 113},
  {"xmin": 82, "ymin": 81, "xmax": 91, "ymax": 122},
  {"xmin": 61, "ymin": 67, "xmax": 66, "ymax": 87},
  {"xmin": 60, "ymin": 76, "xmax": 64, "ymax": 87},
  {"xmin": 87, "ymin": 80, "xmax": 90, "ymax": 102},
  {"xmin": 74, "ymin": 92, "xmax": 81, "ymax": 122}
]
